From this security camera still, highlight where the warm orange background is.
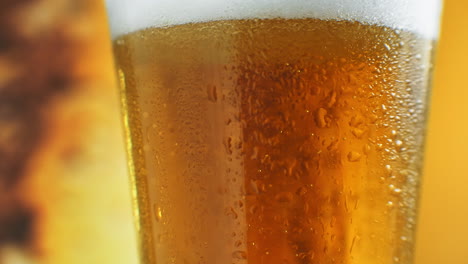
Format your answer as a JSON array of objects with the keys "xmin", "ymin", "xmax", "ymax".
[
  {"xmin": 415, "ymin": 0, "xmax": 468, "ymax": 263},
  {"xmin": 0, "ymin": 0, "xmax": 138, "ymax": 263}
]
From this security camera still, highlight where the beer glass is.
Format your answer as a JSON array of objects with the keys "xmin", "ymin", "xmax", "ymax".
[{"xmin": 105, "ymin": 0, "xmax": 442, "ymax": 263}]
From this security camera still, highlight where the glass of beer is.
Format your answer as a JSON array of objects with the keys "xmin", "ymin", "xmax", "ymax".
[{"xmin": 106, "ymin": 0, "xmax": 442, "ymax": 263}]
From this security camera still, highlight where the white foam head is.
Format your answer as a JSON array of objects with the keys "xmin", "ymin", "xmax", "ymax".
[{"xmin": 106, "ymin": 0, "xmax": 442, "ymax": 39}]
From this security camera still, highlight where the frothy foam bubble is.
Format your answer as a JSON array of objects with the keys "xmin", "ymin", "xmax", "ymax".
[{"xmin": 106, "ymin": 0, "xmax": 441, "ymax": 39}]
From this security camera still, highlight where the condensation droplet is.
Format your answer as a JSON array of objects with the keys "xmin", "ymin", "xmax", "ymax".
[
  {"xmin": 275, "ymin": 192, "xmax": 294, "ymax": 203},
  {"xmin": 385, "ymin": 164, "xmax": 392, "ymax": 171},
  {"xmin": 249, "ymin": 180, "xmax": 265, "ymax": 194},
  {"xmin": 347, "ymin": 151, "xmax": 362, "ymax": 162},
  {"xmin": 154, "ymin": 205, "xmax": 162, "ymax": 222},
  {"xmin": 296, "ymin": 187, "xmax": 308, "ymax": 196},
  {"xmin": 395, "ymin": 140, "xmax": 403, "ymax": 147},
  {"xmin": 226, "ymin": 207, "xmax": 238, "ymax": 219},
  {"xmin": 250, "ymin": 146, "xmax": 259, "ymax": 160},
  {"xmin": 315, "ymin": 108, "xmax": 328, "ymax": 128},
  {"xmin": 224, "ymin": 137, "xmax": 233, "ymax": 155},
  {"xmin": 349, "ymin": 115, "xmax": 364, "ymax": 127},
  {"xmin": 249, "ymin": 205, "xmax": 259, "ymax": 214},
  {"xmin": 207, "ymin": 85, "xmax": 217, "ymax": 102},
  {"xmin": 232, "ymin": 250, "xmax": 247, "ymax": 259},
  {"xmin": 352, "ymin": 128, "xmax": 366, "ymax": 138},
  {"xmin": 327, "ymin": 91, "xmax": 337, "ymax": 107}
]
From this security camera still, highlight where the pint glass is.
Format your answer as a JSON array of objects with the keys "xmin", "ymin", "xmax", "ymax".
[{"xmin": 105, "ymin": 1, "xmax": 442, "ymax": 263}]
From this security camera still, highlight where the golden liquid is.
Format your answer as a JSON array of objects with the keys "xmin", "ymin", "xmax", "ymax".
[{"xmin": 113, "ymin": 18, "xmax": 434, "ymax": 264}]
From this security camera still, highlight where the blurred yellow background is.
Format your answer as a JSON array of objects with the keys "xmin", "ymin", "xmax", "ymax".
[
  {"xmin": 0, "ymin": 0, "xmax": 138, "ymax": 263},
  {"xmin": 415, "ymin": 0, "xmax": 468, "ymax": 263}
]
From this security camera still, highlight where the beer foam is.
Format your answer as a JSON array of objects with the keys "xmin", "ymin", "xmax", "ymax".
[{"xmin": 106, "ymin": 0, "xmax": 442, "ymax": 39}]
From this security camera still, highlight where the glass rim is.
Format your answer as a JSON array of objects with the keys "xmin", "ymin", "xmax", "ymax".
[{"xmin": 105, "ymin": 0, "xmax": 443, "ymax": 39}]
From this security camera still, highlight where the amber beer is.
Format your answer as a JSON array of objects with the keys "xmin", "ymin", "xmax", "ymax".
[{"xmin": 112, "ymin": 14, "xmax": 437, "ymax": 264}]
